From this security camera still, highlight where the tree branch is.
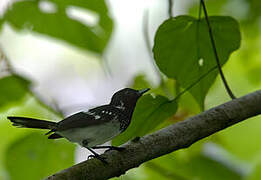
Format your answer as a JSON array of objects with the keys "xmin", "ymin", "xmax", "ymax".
[{"xmin": 47, "ymin": 90, "xmax": 261, "ymax": 180}]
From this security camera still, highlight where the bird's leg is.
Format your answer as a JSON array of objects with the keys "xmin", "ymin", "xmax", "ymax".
[
  {"xmin": 86, "ymin": 147, "xmax": 108, "ymax": 164},
  {"xmin": 82, "ymin": 140, "xmax": 108, "ymax": 164},
  {"xmin": 92, "ymin": 146, "xmax": 125, "ymax": 152},
  {"xmin": 132, "ymin": 136, "xmax": 140, "ymax": 142}
]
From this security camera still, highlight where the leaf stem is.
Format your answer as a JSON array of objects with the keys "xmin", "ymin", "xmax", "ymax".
[
  {"xmin": 198, "ymin": 0, "xmax": 202, "ymax": 19},
  {"xmin": 143, "ymin": 10, "xmax": 161, "ymax": 78},
  {"xmin": 200, "ymin": 0, "xmax": 236, "ymax": 99},
  {"xmin": 168, "ymin": 0, "xmax": 174, "ymax": 18},
  {"xmin": 173, "ymin": 66, "xmax": 217, "ymax": 102},
  {"xmin": 142, "ymin": 10, "xmax": 172, "ymax": 99}
]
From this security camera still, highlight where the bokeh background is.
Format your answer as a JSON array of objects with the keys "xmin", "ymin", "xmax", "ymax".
[{"xmin": 0, "ymin": 0, "xmax": 261, "ymax": 179}]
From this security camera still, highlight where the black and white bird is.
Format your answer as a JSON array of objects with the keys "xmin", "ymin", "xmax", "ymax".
[{"xmin": 7, "ymin": 88, "xmax": 149, "ymax": 163}]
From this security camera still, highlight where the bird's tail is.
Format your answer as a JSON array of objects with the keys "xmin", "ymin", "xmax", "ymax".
[{"xmin": 7, "ymin": 116, "xmax": 57, "ymax": 130}]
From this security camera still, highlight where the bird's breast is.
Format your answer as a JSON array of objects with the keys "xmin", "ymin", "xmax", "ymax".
[{"xmin": 59, "ymin": 120, "xmax": 122, "ymax": 147}]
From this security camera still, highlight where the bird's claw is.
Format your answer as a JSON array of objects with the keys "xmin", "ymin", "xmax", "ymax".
[
  {"xmin": 88, "ymin": 154, "xmax": 108, "ymax": 164},
  {"xmin": 88, "ymin": 154, "xmax": 94, "ymax": 159},
  {"xmin": 132, "ymin": 136, "xmax": 140, "ymax": 142},
  {"xmin": 105, "ymin": 146, "xmax": 125, "ymax": 153}
]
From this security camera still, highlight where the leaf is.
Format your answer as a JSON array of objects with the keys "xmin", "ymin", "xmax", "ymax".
[
  {"xmin": 246, "ymin": 161, "xmax": 261, "ymax": 180},
  {"xmin": 0, "ymin": 75, "xmax": 30, "ymax": 108},
  {"xmin": 0, "ymin": 122, "xmax": 29, "ymax": 179},
  {"xmin": 131, "ymin": 74, "xmax": 152, "ymax": 90},
  {"xmin": 144, "ymin": 143, "xmax": 242, "ymax": 180},
  {"xmin": 5, "ymin": 132, "xmax": 75, "ymax": 180},
  {"xmin": 112, "ymin": 95, "xmax": 178, "ymax": 146},
  {"xmin": 153, "ymin": 16, "xmax": 241, "ymax": 109},
  {"xmin": 0, "ymin": 18, "xmax": 3, "ymax": 32},
  {"xmin": 131, "ymin": 74, "xmax": 176, "ymax": 98},
  {"xmin": 2, "ymin": 0, "xmax": 113, "ymax": 54}
]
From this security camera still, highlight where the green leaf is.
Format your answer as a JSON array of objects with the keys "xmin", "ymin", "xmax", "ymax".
[
  {"xmin": 0, "ymin": 122, "xmax": 28, "ymax": 179},
  {"xmin": 5, "ymin": 132, "xmax": 75, "ymax": 180},
  {"xmin": 153, "ymin": 16, "xmax": 241, "ymax": 109},
  {"xmin": 0, "ymin": 18, "xmax": 3, "ymax": 32},
  {"xmin": 112, "ymin": 95, "xmax": 178, "ymax": 146},
  {"xmin": 145, "ymin": 143, "xmax": 242, "ymax": 180},
  {"xmin": 131, "ymin": 74, "xmax": 176, "ymax": 98},
  {"xmin": 2, "ymin": 0, "xmax": 113, "ymax": 54},
  {"xmin": 246, "ymin": 161, "xmax": 261, "ymax": 180},
  {"xmin": 0, "ymin": 75, "xmax": 30, "ymax": 108},
  {"xmin": 131, "ymin": 74, "xmax": 152, "ymax": 90}
]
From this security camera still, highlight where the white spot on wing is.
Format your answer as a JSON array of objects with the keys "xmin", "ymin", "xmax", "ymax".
[
  {"xmin": 84, "ymin": 111, "xmax": 101, "ymax": 120},
  {"xmin": 115, "ymin": 100, "xmax": 125, "ymax": 110},
  {"xmin": 84, "ymin": 111, "xmax": 92, "ymax": 115},
  {"xmin": 95, "ymin": 115, "xmax": 101, "ymax": 120}
]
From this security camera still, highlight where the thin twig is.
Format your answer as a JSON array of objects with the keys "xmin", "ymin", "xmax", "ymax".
[
  {"xmin": 142, "ymin": 10, "xmax": 172, "ymax": 99},
  {"xmin": 0, "ymin": 45, "xmax": 14, "ymax": 73},
  {"xmin": 168, "ymin": 0, "xmax": 173, "ymax": 18},
  {"xmin": 200, "ymin": 0, "xmax": 236, "ymax": 99},
  {"xmin": 101, "ymin": 56, "xmax": 113, "ymax": 78},
  {"xmin": 198, "ymin": 1, "xmax": 202, "ymax": 19},
  {"xmin": 143, "ymin": 10, "xmax": 162, "ymax": 79},
  {"xmin": 29, "ymin": 90, "xmax": 64, "ymax": 118}
]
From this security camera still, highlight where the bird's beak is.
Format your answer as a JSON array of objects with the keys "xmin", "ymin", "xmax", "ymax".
[{"xmin": 138, "ymin": 88, "xmax": 150, "ymax": 95}]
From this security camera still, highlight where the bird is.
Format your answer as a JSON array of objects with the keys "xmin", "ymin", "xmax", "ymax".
[{"xmin": 7, "ymin": 88, "xmax": 150, "ymax": 163}]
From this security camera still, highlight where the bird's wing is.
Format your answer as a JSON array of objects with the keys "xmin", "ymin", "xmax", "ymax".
[{"xmin": 57, "ymin": 105, "xmax": 121, "ymax": 131}]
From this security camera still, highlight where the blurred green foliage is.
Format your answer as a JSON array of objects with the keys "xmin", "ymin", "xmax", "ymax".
[
  {"xmin": 0, "ymin": 96, "xmax": 75, "ymax": 180},
  {"xmin": 0, "ymin": 0, "xmax": 261, "ymax": 179},
  {"xmin": 0, "ymin": 0, "xmax": 113, "ymax": 54},
  {"xmin": 144, "ymin": 147, "xmax": 242, "ymax": 180},
  {"xmin": 0, "ymin": 75, "xmax": 30, "ymax": 108},
  {"xmin": 5, "ymin": 133, "xmax": 74, "ymax": 180}
]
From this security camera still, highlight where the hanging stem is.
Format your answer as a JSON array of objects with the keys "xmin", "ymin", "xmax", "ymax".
[
  {"xmin": 143, "ymin": 10, "xmax": 162, "ymax": 79},
  {"xmin": 142, "ymin": 10, "xmax": 172, "ymax": 99},
  {"xmin": 168, "ymin": 0, "xmax": 173, "ymax": 18},
  {"xmin": 198, "ymin": 0, "xmax": 202, "ymax": 19},
  {"xmin": 200, "ymin": 0, "xmax": 236, "ymax": 99}
]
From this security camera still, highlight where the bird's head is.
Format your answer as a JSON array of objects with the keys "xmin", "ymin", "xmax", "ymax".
[{"xmin": 110, "ymin": 88, "xmax": 150, "ymax": 110}]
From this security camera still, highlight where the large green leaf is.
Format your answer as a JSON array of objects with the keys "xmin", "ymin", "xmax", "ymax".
[
  {"xmin": 144, "ymin": 142, "xmax": 242, "ymax": 180},
  {"xmin": 145, "ymin": 152, "xmax": 242, "ymax": 180},
  {"xmin": 0, "ymin": 75, "xmax": 30, "ymax": 108},
  {"xmin": 112, "ymin": 95, "xmax": 177, "ymax": 146},
  {"xmin": 246, "ymin": 161, "xmax": 261, "ymax": 180},
  {"xmin": 5, "ymin": 132, "xmax": 75, "ymax": 180},
  {"xmin": 153, "ymin": 16, "xmax": 241, "ymax": 109},
  {"xmin": 1, "ymin": 0, "xmax": 113, "ymax": 54}
]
